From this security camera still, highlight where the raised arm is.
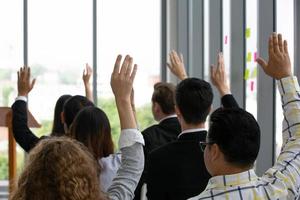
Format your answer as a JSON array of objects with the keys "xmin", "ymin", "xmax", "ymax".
[
  {"xmin": 12, "ymin": 66, "xmax": 39, "ymax": 152},
  {"xmin": 210, "ymin": 53, "xmax": 239, "ymax": 108},
  {"xmin": 108, "ymin": 55, "xmax": 144, "ymax": 200},
  {"xmin": 257, "ymin": 33, "xmax": 300, "ymax": 198},
  {"xmin": 167, "ymin": 50, "xmax": 188, "ymax": 80},
  {"xmin": 82, "ymin": 63, "xmax": 93, "ymax": 102}
]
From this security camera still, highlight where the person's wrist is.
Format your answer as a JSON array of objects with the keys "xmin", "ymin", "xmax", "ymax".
[
  {"xmin": 276, "ymin": 71, "xmax": 292, "ymax": 80},
  {"xmin": 218, "ymin": 86, "xmax": 230, "ymax": 96},
  {"xmin": 18, "ymin": 91, "xmax": 28, "ymax": 97}
]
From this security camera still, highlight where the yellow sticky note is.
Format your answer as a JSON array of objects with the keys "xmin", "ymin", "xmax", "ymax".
[
  {"xmin": 244, "ymin": 68, "xmax": 250, "ymax": 80},
  {"xmin": 247, "ymin": 52, "xmax": 252, "ymax": 62},
  {"xmin": 246, "ymin": 28, "xmax": 251, "ymax": 38},
  {"xmin": 251, "ymin": 67, "xmax": 257, "ymax": 78}
]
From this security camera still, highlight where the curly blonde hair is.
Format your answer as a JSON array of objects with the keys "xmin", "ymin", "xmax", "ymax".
[{"xmin": 10, "ymin": 137, "xmax": 106, "ymax": 200}]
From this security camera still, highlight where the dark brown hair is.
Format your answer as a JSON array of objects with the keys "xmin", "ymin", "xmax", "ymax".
[
  {"xmin": 151, "ymin": 82, "xmax": 176, "ymax": 115},
  {"xmin": 70, "ymin": 106, "xmax": 114, "ymax": 159}
]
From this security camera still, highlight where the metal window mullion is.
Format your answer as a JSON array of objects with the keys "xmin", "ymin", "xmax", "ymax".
[
  {"xmin": 256, "ymin": 0, "xmax": 276, "ymax": 176},
  {"xmin": 209, "ymin": 0, "xmax": 222, "ymax": 107},
  {"xmin": 93, "ymin": 0, "xmax": 97, "ymax": 105},
  {"xmin": 177, "ymin": 0, "xmax": 189, "ymax": 78},
  {"xmin": 189, "ymin": 0, "xmax": 204, "ymax": 79},
  {"xmin": 24, "ymin": 0, "xmax": 28, "ymax": 66},
  {"xmin": 295, "ymin": 0, "xmax": 300, "ymax": 79},
  {"xmin": 161, "ymin": 0, "xmax": 167, "ymax": 82},
  {"xmin": 230, "ymin": 0, "xmax": 246, "ymax": 108}
]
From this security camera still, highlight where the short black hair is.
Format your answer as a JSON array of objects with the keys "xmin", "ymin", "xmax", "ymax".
[
  {"xmin": 208, "ymin": 108, "xmax": 260, "ymax": 168},
  {"xmin": 152, "ymin": 82, "xmax": 176, "ymax": 115},
  {"xmin": 175, "ymin": 78, "xmax": 213, "ymax": 124},
  {"xmin": 63, "ymin": 95, "xmax": 94, "ymax": 128}
]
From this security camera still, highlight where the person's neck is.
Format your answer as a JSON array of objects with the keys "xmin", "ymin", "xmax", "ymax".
[
  {"xmin": 212, "ymin": 163, "xmax": 251, "ymax": 177},
  {"xmin": 156, "ymin": 113, "xmax": 175, "ymax": 122},
  {"xmin": 180, "ymin": 122, "xmax": 205, "ymax": 132}
]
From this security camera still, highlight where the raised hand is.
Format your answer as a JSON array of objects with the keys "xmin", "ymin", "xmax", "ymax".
[
  {"xmin": 256, "ymin": 33, "xmax": 292, "ymax": 79},
  {"xmin": 167, "ymin": 50, "xmax": 188, "ymax": 80},
  {"xmin": 82, "ymin": 63, "xmax": 93, "ymax": 85},
  {"xmin": 17, "ymin": 66, "xmax": 36, "ymax": 96},
  {"xmin": 82, "ymin": 63, "xmax": 93, "ymax": 102},
  {"xmin": 111, "ymin": 55, "xmax": 137, "ymax": 101},
  {"xmin": 210, "ymin": 53, "xmax": 230, "ymax": 96},
  {"xmin": 111, "ymin": 55, "xmax": 138, "ymax": 129}
]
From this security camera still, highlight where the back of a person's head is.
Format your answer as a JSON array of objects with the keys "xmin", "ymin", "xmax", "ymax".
[
  {"xmin": 175, "ymin": 78, "xmax": 213, "ymax": 124},
  {"xmin": 10, "ymin": 137, "xmax": 105, "ymax": 200},
  {"xmin": 152, "ymin": 82, "xmax": 176, "ymax": 115},
  {"xmin": 208, "ymin": 108, "xmax": 260, "ymax": 168},
  {"xmin": 63, "ymin": 95, "xmax": 94, "ymax": 128},
  {"xmin": 70, "ymin": 106, "xmax": 114, "ymax": 159},
  {"xmin": 51, "ymin": 94, "xmax": 72, "ymax": 136}
]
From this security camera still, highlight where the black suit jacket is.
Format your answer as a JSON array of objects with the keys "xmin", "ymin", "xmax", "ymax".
[
  {"xmin": 146, "ymin": 131, "xmax": 209, "ymax": 200},
  {"xmin": 12, "ymin": 100, "xmax": 46, "ymax": 152},
  {"xmin": 143, "ymin": 117, "xmax": 181, "ymax": 157},
  {"xmin": 134, "ymin": 117, "xmax": 181, "ymax": 200},
  {"xmin": 146, "ymin": 94, "xmax": 239, "ymax": 200}
]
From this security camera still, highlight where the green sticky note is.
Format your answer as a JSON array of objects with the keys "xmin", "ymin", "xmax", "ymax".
[
  {"xmin": 247, "ymin": 52, "xmax": 252, "ymax": 62},
  {"xmin": 244, "ymin": 68, "xmax": 250, "ymax": 80},
  {"xmin": 246, "ymin": 28, "xmax": 251, "ymax": 38},
  {"xmin": 251, "ymin": 67, "xmax": 257, "ymax": 78}
]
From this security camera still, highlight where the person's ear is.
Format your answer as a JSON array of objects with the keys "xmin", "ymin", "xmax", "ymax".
[
  {"xmin": 209, "ymin": 143, "xmax": 221, "ymax": 162},
  {"xmin": 175, "ymin": 105, "xmax": 181, "ymax": 117},
  {"xmin": 209, "ymin": 105, "xmax": 213, "ymax": 114},
  {"xmin": 60, "ymin": 112, "xmax": 65, "ymax": 124},
  {"xmin": 153, "ymin": 102, "xmax": 162, "ymax": 114}
]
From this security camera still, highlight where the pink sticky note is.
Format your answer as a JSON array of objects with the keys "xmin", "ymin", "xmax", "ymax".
[
  {"xmin": 250, "ymin": 81, "xmax": 254, "ymax": 92},
  {"xmin": 254, "ymin": 52, "xmax": 257, "ymax": 62},
  {"xmin": 225, "ymin": 35, "xmax": 228, "ymax": 45}
]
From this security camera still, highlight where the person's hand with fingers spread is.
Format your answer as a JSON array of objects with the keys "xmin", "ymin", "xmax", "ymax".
[
  {"xmin": 17, "ymin": 66, "xmax": 36, "ymax": 97},
  {"xmin": 256, "ymin": 33, "xmax": 292, "ymax": 79},
  {"xmin": 83, "ymin": 63, "xmax": 93, "ymax": 102},
  {"xmin": 167, "ymin": 50, "xmax": 188, "ymax": 80},
  {"xmin": 210, "ymin": 52, "xmax": 230, "ymax": 96},
  {"xmin": 111, "ymin": 55, "xmax": 138, "ymax": 129}
]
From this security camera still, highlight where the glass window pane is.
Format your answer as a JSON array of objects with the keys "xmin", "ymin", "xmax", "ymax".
[
  {"xmin": 28, "ymin": 0, "xmax": 92, "ymax": 136},
  {"xmin": 222, "ymin": 0, "xmax": 231, "ymax": 79},
  {"xmin": 0, "ymin": 0, "xmax": 23, "ymax": 182},
  {"xmin": 98, "ymin": 0, "xmax": 161, "ymax": 147},
  {"xmin": 245, "ymin": 0, "xmax": 258, "ymax": 119},
  {"xmin": 203, "ymin": 0, "xmax": 210, "ymax": 81},
  {"xmin": 275, "ymin": 0, "xmax": 294, "ymax": 157}
]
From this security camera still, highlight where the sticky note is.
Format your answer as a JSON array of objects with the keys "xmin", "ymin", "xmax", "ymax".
[
  {"xmin": 224, "ymin": 35, "xmax": 228, "ymax": 45},
  {"xmin": 254, "ymin": 52, "xmax": 257, "ymax": 62},
  {"xmin": 244, "ymin": 68, "xmax": 250, "ymax": 80},
  {"xmin": 251, "ymin": 67, "xmax": 257, "ymax": 78},
  {"xmin": 250, "ymin": 81, "xmax": 254, "ymax": 92},
  {"xmin": 246, "ymin": 28, "xmax": 251, "ymax": 38},
  {"xmin": 247, "ymin": 52, "xmax": 252, "ymax": 62}
]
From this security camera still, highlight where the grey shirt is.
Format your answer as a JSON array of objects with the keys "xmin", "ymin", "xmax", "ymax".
[{"xmin": 107, "ymin": 129, "xmax": 145, "ymax": 200}]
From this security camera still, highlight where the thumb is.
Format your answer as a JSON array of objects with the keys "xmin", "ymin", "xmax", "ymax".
[
  {"xmin": 256, "ymin": 57, "xmax": 268, "ymax": 71},
  {"xmin": 30, "ymin": 78, "xmax": 36, "ymax": 91}
]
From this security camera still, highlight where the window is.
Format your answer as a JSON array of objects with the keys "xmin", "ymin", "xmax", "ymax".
[
  {"xmin": 275, "ymin": 0, "xmax": 294, "ymax": 157},
  {"xmin": 97, "ymin": 0, "xmax": 161, "ymax": 146},
  {"xmin": 245, "ymin": 0, "xmax": 258, "ymax": 119},
  {"xmin": 0, "ymin": 0, "xmax": 23, "ymax": 181},
  {"xmin": 28, "ymin": 0, "xmax": 92, "ymax": 137},
  {"xmin": 222, "ymin": 0, "xmax": 231, "ymax": 79}
]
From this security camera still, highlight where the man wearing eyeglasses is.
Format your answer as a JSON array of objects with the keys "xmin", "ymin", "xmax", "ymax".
[
  {"xmin": 146, "ymin": 51, "xmax": 239, "ymax": 200},
  {"xmin": 190, "ymin": 33, "xmax": 300, "ymax": 200}
]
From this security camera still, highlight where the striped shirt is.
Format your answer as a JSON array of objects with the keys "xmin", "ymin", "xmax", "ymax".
[{"xmin": 189, "ymin": 76, "xmax": 300, "ymax": 200}]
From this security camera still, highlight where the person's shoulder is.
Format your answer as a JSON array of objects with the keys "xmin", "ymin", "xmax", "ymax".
[
  {"xmin": 149, "ymin": 140, "xmax": 178, "ymax": 158},
  {"xmin": 142, "ymin": 124, "xmax": 160, "ymax": 134}
]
